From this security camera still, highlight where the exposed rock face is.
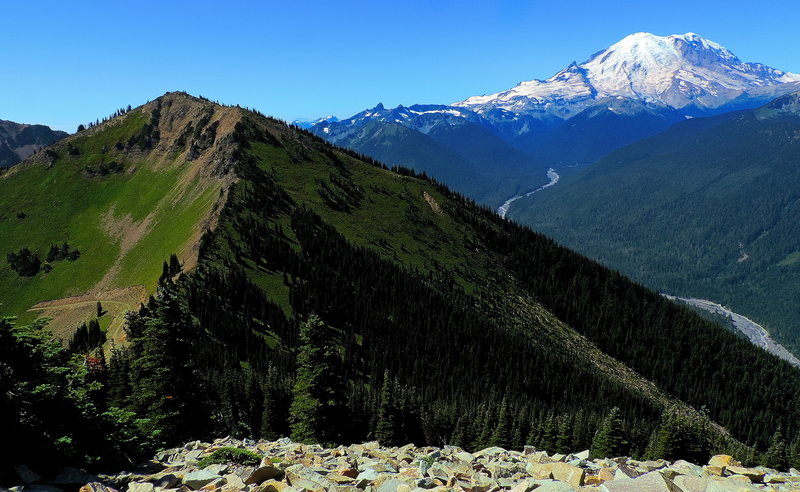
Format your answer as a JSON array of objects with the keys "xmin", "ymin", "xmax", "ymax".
[
  {"xmin": 9, "ymin": 439, "xmax": 800, "ymax": 492},
  {"xmin": 0, "ymin": 119, "xmax": 67, "ymax": 168}
]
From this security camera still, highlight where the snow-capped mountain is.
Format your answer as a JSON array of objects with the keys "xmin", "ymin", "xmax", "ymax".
[
  {"xmin": 314, "ymin": 103, "xmax": 491, "ymax": 143},
  {"xmin": 455, "ymin": 32, "xmax": 800, "ymax": 119},
  {"xmin": 292, "ymin": 115, "xmax": 339, "ymax": 129},
  {"xmin": 308, "ymin": 32, "xmax": 800, "ymax": 193}
]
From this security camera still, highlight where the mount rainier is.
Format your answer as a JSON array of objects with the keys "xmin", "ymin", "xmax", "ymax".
[{"xmin": 309, "ymin": 32, "xmax": 800, "ymax": 202}]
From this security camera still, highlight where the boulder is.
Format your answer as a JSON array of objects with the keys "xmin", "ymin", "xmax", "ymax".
[
  {"xmin": 703, "ymin": 465, "xmax": 725, "ymax": 476},
  {"xmin": 183, "ymin": 470, "xmax": 223, "ymax": 490},
  {"xmin": 257, "ymin": 480, "xmax": 288, "ymax": 492},
  {"xmin": 600, "ymin": 470, "xmax": 678, "ymax": 492},
  {"xmin": 509, "ymin": 480, "xmax": 535, "ymax": 492},
  {"xmin": 704, "ymin": 480, "xmax": 761, "ymax": 491},
  {"xmin": 551, "ymin": 462, "xmax": 585, "ymax": 487},
  {"xmin": 474, "ymin": 447, "xmax": 506, "ymax": 458},
  {"xmin": 14, "ymin": 465, "xmax": 41, "ymax": 484},
  {"xmin": 708, "ymin": 456, "xmax": 734, "ymax": 468},
  {"xmin": 126, "ymin": 483, "xmax": 154, "ymax": 492},
  {"xmin": 153, "ymin": 474, "xmax": 181, "ymax": 488},
  {"xmin": 79, "ymin": 483, "xmax": 117, "ymax": 492},
  {"xmin": 672, "ymin": 475, "xmax": 709, "ymax": 492},
  {"xmin": 532, "ymin": 480, "xmax": 578, "ymax": 492},
  {"xmin": 725, "ymin": 466, "xmax": 764, "ymax": 483},
  {"xmin": 285, "ymin": 464, "xmax": 338, "ymax": 490},
  {"xmin": 327, "ymin": 473, "xmax": 356, "ymax": 484},
  {"xmin": 376, "ymin": 477, "xmax": 411, "ymax": 492},
  {"xmin": 244, "ymin": 465, "xmax": 285, "ymax": 485},
  {"xmin": 51, "ymin": 467, "xmax": 98, "ymax": 485},
  {"xmin": 222, "ymin": 474, "xmax": 245, "ymax": 490},
  {"xmin": 574, "ymin": 450, "xmax": 590, "ymax": 460},
  {"xmin": 202, "ymin": 464, "xmax": 228, "ymax": 476}
]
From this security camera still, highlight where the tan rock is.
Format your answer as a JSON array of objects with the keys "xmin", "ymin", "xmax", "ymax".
[
  {"xmin": 598, "ymin": 467, "xmax": 616, "ymax": 482},
  {"xmin": 552, "ymin": 462, "xmax": 586, "ymax": 487},
  {"xmin": 726, "ymin": 466, "xmax": 764, "ymax": 483},
  {"xmin": 245, "ymin": 465, "xmax": 285, "ymax": 485},
  {"xmin": 709, "ymin": 455, "xmax": 734, "ymax": 468},
  {"xmin": 528, "ymin": 462, "xmax": 554, "ymax": 480},
  {"xmin": 327, "ymin": 473, "xmax": 355, "ymax": 484},
  {"xmin": 585, "ymin": 475, "xmax": 605, "ymax": 486},
  {"xmin": 509, "ymin": 480, "xmax": 535, "ymax": 492},
  {"xmin": 704, "ymin": 465, "xmax": 725, "ymax": 476}
]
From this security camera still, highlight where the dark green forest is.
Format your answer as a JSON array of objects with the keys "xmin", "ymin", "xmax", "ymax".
[
  {"xmin": 515, "ymin": 95, "xmax": 800, "ymax": 356},
  {"xmin": 3, "ymin": 97, "xmax": 800, "ymax": 483}
]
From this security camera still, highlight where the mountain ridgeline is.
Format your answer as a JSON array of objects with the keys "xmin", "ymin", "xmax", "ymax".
[{"xmin": 3, "ymin": 93, "xmax": 800, "ymax": 480}]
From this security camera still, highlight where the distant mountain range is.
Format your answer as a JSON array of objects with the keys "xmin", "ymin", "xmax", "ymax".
[
  {"xmin": 0, "ymin": 119, "xmax": 67, "ymax": 168},
  {"xmin": 308, "ymin": 32, "xmax": 800, "ymax": 203}
]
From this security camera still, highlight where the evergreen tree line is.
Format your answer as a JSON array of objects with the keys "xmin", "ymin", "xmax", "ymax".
[{"xmin": 7, "ymin": 107, "xmax": 800, "ymax": 480}]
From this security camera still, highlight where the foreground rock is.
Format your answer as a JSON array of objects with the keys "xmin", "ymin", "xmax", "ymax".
[{"xmin": 7, "ymin": 440, "xmax": 800, "ymax": 492}]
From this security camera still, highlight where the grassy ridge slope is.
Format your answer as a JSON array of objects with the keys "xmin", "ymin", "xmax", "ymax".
[{"xmin": 0, "ymin": 93, "xmax": 237, "ymax": 335}]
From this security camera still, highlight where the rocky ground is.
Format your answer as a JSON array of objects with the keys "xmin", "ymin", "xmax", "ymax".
[{"xmin": 6, "ymin": 438, "xmax": 800, "ymax": 492}]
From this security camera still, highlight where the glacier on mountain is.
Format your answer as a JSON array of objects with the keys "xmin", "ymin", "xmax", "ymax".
[{"xmin": 455, "ymin": 32, "xmax": 800, "ymax": 119}]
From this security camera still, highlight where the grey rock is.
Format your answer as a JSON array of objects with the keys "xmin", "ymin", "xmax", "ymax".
[
  {"xmin": 416, "ymin": 478, "xmax": 435, "ymax": 489},
  {"xmin": 673, "ymin": 476, "xmax": 711, "ymax": 492},
  {"xmin": 51, "ymin": 468, "xmax": 98, "ymax": 485},
  {"xmin": 532, "ymin": 480, "xmax": 578, "ymax": 492},
  {"xmin": 19, "ymin": 486, "xmax": 64, "ymax": 492},
  {"xmin": 201, "ymin": 464, "xmax": 228, "ymax": 476},
  {"xmin": 183, "ymin": 450, "xmax": 203, "ymax": 464},
  {"xmin": 14, "ymin": 465, "xmax": 41, "ymax": 484},
  {"xmin": 453, "ymin": 451, "xmax": 474, "ymax": 464},
  {"xmin": 285, "ymin": 464, "xmax": 337, "ymax": 490},
  {"xmin": 376, "ymin": 478, "xmax": 408, "ymax": 492},
  {"xmin": 182, "ymin": 469, "xmax": 222, "ymax": 490},
  {"xmin": 127, "ymin": 483, "xmax": 154, "ymax": 492},
  {"xmin": 600, "ymin": 470, "xmax": 677, "ymax": 492},
  {"xmin": 244, "ymin": 465, "xmax": 284, "ymax": 484},
  {"xmin": 474, "ymin": 446, "xmax": 506, "ymax": 457},
  {"xmin": 574, "ymin": 450, "xmax": 590, "ymax": 460},
  {"xmin": 153, "ymin": 474, "xmax": 180, "ymax": 489}
]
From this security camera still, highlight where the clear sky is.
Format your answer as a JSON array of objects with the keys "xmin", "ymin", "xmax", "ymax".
[{"xmin": 3, "ymin": 0, "xmax": 800, "ymax": 132}]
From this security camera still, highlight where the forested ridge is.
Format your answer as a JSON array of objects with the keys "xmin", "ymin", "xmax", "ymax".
[
  {"xmin": 515, "ymin": 92, "xmax": 800, "ymax": 356},
  {"xmin": 3, "ymin": 93, "xmax": 800, "ymax": 483}
]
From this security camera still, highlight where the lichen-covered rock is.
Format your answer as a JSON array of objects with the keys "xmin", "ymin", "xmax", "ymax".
[{"xmin": 183, "ymin": 470, "xmax": 223, "ymax": 490}]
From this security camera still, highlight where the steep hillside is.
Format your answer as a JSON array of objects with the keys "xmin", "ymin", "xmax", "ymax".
[
  {"xmin": 0, "ymin": 119, "xmax": 67, "ymax": 168},
  {"xmin": 514, "ymin": 92, "xmax": 800, "ymax": 356},
  {"xmin": 0, "ymin": 93, "xmax": 238, "ymax": 339},
  {"xmin": 5, "ymin": 93, "xmax": 800, "ymax": 476},
  {"xmin": 311, "ymin": 110, "xmax": 547, "ymax": 206},
  {"xmin": 515, "ymin": 98, "xmax": 686, "ymax": 165}
]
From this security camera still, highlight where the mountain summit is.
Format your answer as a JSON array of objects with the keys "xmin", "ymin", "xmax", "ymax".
[{"xmin": 455, "ymin": 32, "xmax": 800, "ymax": 118}]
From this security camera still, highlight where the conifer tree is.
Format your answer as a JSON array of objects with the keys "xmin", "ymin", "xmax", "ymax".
[
  {"xmin": 591, "ymin": 407, "xmax": 627, "ymax": 458},
  {"xmin": 557, "ymin": 415, "xmax": 574, "ymax": 454},
  {"xmin": 490, "ymin": 398, "xmax": 511, "ymax": 449},
  {"xmin": 765, "ymin": 429, "xmax": 788, "ymax": 470},
  {"xmin": 540, "ymin": 414, "xmax": 557, "ymax": 452},
  {"xmin": 375, "ymin": 370, "xmax": 399, "ymax": 446},
  {"xmin": 289, "ymin": 314, "xmax": 344, "ymax": 444}
]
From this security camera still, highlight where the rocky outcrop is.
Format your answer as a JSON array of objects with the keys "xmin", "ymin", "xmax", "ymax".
[{"xmin": 7, "ymin": 439, "xmax": 800, "ymax": 492}]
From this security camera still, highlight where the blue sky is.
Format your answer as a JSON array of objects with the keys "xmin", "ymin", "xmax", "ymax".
[{"xmin": 3, "ymin": 0, "xmax": 800, "ymax": 132}]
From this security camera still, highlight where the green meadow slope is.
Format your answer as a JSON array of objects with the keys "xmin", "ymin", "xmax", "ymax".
[{"xmin": 0, "ymin": 93, "xmax": 238, "ymax": 338}]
